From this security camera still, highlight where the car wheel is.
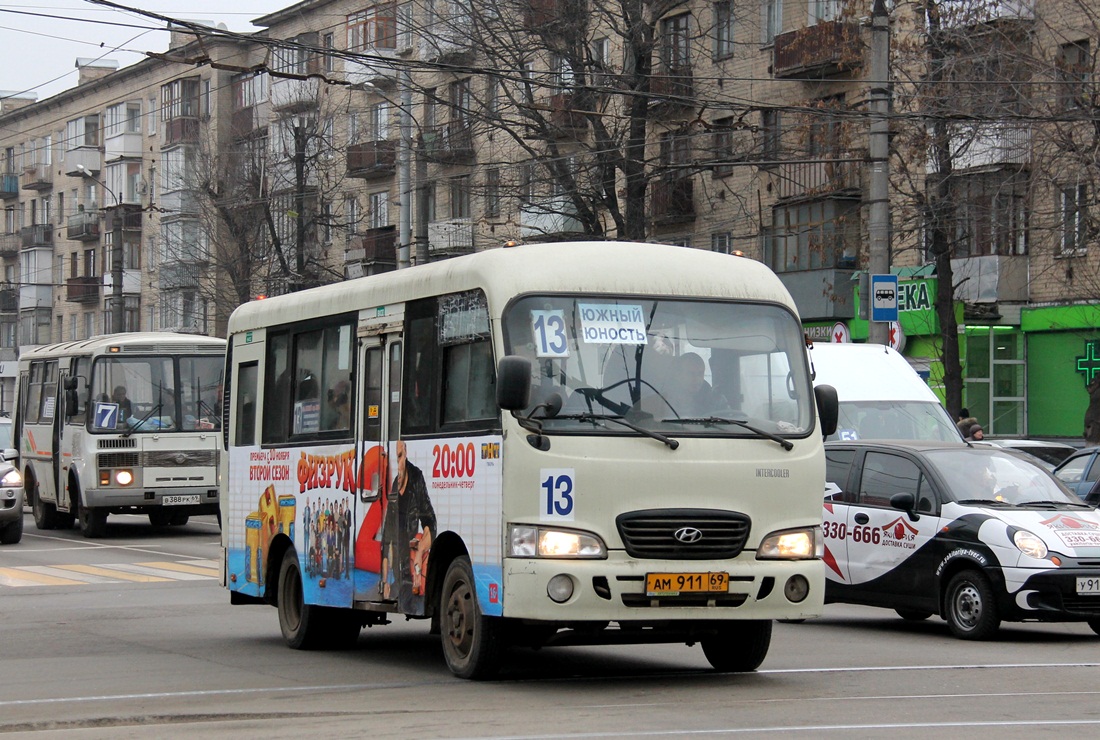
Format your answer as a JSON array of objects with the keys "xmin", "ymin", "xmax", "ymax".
[
  {"xmin": 944, "ymin": 570, "xmax": 1000, "ymax": 640},
  {"xmin": 0, "ymin": 516, "xmax": 22, "ymax": 544},
  {"xmin": 277, "ymin": 550, "xmax": 360, "ymax": 650},
  {"xmin": 701, "ymin": 620, "xmax": 773, "ymax": 672},
  {"xmin": 440, "ymin": 556, "xmax": 502, "ymax": 679},
  {"xmin": 30, "ymin": 479, "xmax": 57, "ymax": 530},
  {"xmin": 895, "ymin": 609, "xmax": 932, "ymax": 621},
  {"xmin": 149, "ymin": 510, "xmax": 172, "ymax": 527}
]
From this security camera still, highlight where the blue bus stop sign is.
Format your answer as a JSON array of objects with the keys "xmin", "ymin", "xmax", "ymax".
[{"xmin": 870, "ymin": 274, "xmax": 899, "ymax": 323}]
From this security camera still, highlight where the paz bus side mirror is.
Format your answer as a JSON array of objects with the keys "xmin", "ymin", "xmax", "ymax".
[
  {"xmin": 496, "ymin": 355, "xmax": 532, "ymax": 411},
  {"xmin": 814, "ymin": 383, "xmax": 839, "ymax": 438}
]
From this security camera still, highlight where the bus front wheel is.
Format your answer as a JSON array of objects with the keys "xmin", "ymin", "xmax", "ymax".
[
  {"xmin": 277, "ymin": 550, "xmax": 360, "ymax": 650},
  {"xmin": 700, "ymin": 620, "xmax": 772, "ymax": 673},
  {"xmin": 74, "ymin": 489, "xmax": 107, "ymax": 539},
  {"xmin": 29, "ymin": 478, "xmax": 57, "ymax": 530},
  {"xmin": 440, "ymin": 556, "xmax": 502, "ymax": 680}
]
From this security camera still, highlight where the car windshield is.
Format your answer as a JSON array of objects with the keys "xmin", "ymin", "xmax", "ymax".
[
  {"xmin": 924, "ymin": 448, "xmax": 1083, "ymax": 505},
  {"xmin": 502, "ymin": 295, "xmax": 814, "ymax": 438},
  {"xmin": 829, "ymin": 401, "xmax": 961, "ymax": 442}
]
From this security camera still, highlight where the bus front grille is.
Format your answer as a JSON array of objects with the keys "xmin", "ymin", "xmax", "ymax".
[
  {"xmin": 144, "ymin": 450, "xmax": 218, "ymax": 467},
  {"xmin": 98, "ymin": 452, "xmax": 140, "ymax": 468},
  {"xmin": 615, "ymin": 509, "xmax": 751, "ymax": 560}
]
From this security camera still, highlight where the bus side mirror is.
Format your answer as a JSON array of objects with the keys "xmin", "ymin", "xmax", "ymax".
[
  {"xmin": 496, "ymin": 355, "xmax": 532, "ymax": 411},
  {"xmin": 815, "ymin": 384, "xmax": 839, "ymax": 438},
  {"xmin": 63, "ymin": 376, "xmax": 79, "ymax": 391},
  {"xmin": 65, "ymin": 389, "xmax": 79, "ymax": 413}
]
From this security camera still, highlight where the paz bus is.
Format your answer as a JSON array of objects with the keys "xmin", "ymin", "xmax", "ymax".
[
  {"xmin": 16, "ymin": 332, "xmax": 226, "ymax": 538},
  {"xmin": 221, "ymin": 241, "xmax": 838, "ymax": 679}
]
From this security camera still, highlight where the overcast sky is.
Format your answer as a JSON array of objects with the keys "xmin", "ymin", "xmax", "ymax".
[{"xmin": 0, "ymin": 1, "xmax": 285, "ymax": 103}]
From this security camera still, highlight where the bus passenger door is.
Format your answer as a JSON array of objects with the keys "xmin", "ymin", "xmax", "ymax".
[{"xmin": 354, "ymin": 333, "xmax": 402, "ymax": 603}]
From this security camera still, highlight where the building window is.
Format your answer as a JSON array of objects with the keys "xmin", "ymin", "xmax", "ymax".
[
  {"xmin": 161, "ymin": 78, "xmax": 199, "ymax": 121},
  {"xmin": 714, "ymin": 1, "xmax": 735, "ymax": 60},
  {"xmin": 1061, "ymin": 184, "xmax": 1088, "ymax": 254},
  {"xmin": 485, "ymin": 168, "xmax": 500, "ymax": 218},
  {"xmin": 1059, "ymin": 40, "xmax": 1091, "ymax": 111},
  {"xmin": 105, "ymin": 102, "xmax": 142, "ymax": 137},
  {"xmin": 347, "ymin": 3, "xmax": 397, "ymax": 51},
  {"xmin": 810, "ymin": 0, "xmax": 842, "ymax": 24},
  {"xmin": 449, "ymin": 175, "xmax": 471, "ymax": 219},
  {"xmin": 711, "ymin": 232, "xmax": 733, "ymax": 253},
  {"xmin": 964, "ymin": 327, "xmax": 1025, "ymax": 436},
  {"xmin": 712, "ymin": 117, "xmax": 735, "ymax": 177},
  {"xmin": 368, "ymin": 191, "xmax": 388, "ymax": 230},
  {"xmin": 661, "ymin": 14, "xmax": 691, "ymax": 73},
  {"xmin": 345, "ymin": 195, "xmax": 360, "ymax": 235},
  {"xmin": 763, "ymin": 0, "xmax": 782, "ymax": 44},
  {"xmin": 767, "ymin": 199, "xmax": 860, "ymax": 273},
  {"xmin": 951, "ymin": 172, "xmax": 1029, "ymax": 257},
  {"xmin": 322, "ymin": 32, "xmax": 335, "ymax": 72}
]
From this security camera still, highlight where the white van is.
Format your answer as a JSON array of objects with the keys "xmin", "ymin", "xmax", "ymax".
[{"xmin": 808, "ymin": 343, "xmax": 961, "ymax": 442}]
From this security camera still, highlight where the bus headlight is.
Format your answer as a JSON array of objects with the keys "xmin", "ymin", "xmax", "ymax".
[
  {"xmin": 1013, "ymin": 529, "xmax": 1048, "ymax": 560},
  {"xmin": 508, "ymin": 525, "xmax": 606, "ymax": 559},
  {"xmin": 757, "ymin": 527, "xmax": 820, "ymax": 560},
  {"xmin": 115, "ymin": 470, "xmax": 135, "ymax": 486},
  {"xmin": 1, "ymin": 468, "xmax": 22, "ymax": 488}
]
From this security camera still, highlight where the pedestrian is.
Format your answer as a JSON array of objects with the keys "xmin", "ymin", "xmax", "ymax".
[{"xmin": 964, "ymin": 421, "xmax": 985, "ymax": 442}]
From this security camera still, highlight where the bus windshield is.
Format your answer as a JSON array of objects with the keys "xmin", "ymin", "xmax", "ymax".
[
  {"xmin": 88, "ymin": 355, "xmax": 223, "ymax": 433},
  {"xmin": 503, "ymin": 296, "xmax": 814, "ymax": 438}
]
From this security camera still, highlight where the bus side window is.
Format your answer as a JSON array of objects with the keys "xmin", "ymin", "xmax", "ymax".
[
  {"xmin": 235, "ymin": 363, "xmax": 258, "ymax": 446},
  {"xmin": 262, "ymin": 333, "xmax": 291, "ymax": 444}
]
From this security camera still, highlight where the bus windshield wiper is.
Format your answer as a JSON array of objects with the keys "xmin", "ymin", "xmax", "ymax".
[
  {"xmin": 123, "ymin": 401, "xmax": 162, "ymax": 438},
  {"xmin": 662, "ymin": 417, "xmax": 794, "ymax": 451},
  {"xmin": 554, "ymin": 413, "xmax": 679, "ymax": 450},
  {"xmin": 1015, "ymin": 500, "xmax": 1090, "ymax": 509}
]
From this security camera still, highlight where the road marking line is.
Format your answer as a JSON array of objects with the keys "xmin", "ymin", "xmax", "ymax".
[
  {"xmin": 0, "ymin": 567, "xmax": 85, "ymax": 586},
  {"xmin": 52, "ymin": 564, "xmax": 171, "ymax": 583},
  {"xmin": 18, "ymin": 566, "xmax": 126, "ymax": 584},
  {"xmin": 107, "ymin": 563, "xmax": 212, "ymax": 580},
  {"xmin": 136, "ymin": 560, "xmax": 219, "ymax": 577}
]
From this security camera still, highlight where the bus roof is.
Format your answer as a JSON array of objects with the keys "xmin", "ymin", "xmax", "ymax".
[
  {"xmin": 228, "ymin": 242, "xmax": 797, "ymax": 334},
  {"xmin": 18, "ymin": 332, "xmax": 226, "ymax": 360}
]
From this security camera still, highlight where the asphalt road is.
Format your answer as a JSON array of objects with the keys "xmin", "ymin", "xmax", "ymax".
[{"xmin": 2, "ymin": 511, "xmax": 1099, "ymax": 738}]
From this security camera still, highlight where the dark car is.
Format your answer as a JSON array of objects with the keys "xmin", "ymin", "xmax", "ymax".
[
  {"xmin": 983, "ymin": 439, "xmax": 1076, "ymax": 472},
  {"xmin": 824, "ymin": 440, "xmax": 1100, "ymax": 639},
  {"xmin": 1052, "ymin": 447, "xmax": 1100, "ymax": 504}
]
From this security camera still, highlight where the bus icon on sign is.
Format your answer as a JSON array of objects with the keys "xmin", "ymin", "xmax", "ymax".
[{"xmin": 875, "ymin": 288, "xmax": 895, "ymax": 302}]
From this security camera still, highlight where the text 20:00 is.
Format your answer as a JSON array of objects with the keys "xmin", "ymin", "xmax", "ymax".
[{"xmin": 432, "ymin": 443, "xmax": 476, "ymax": 478}]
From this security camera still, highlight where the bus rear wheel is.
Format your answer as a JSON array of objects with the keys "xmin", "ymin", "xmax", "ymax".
[
  {"xmin": 30, "ymin": 480, "xmax": 58, "ymax": 530},
  {"xmin": 440, "ymin": 556, "xmax": 502, "ymax": 680},
  {"xmin": 277, "ymin": 550, "xmax": 360, "ymax": 650},
  {"xmin": 701, "ymin": 620, "xmax": 772, "ymax": 673}
]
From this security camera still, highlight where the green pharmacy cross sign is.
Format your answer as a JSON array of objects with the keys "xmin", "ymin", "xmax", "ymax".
[{"xmin": 1076, "ymin": 340, "xmax": 1100, "ymax": 384}]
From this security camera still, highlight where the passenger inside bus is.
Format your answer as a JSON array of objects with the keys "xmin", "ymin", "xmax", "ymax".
[{"xmin": 112, "ymin": 385, "xmax": 132, "ymax": 421}]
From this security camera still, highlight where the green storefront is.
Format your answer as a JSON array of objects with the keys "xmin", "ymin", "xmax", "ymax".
[{"xmin": 1019, "ymin": 305, "xmax": 1100, "ymax": 439}]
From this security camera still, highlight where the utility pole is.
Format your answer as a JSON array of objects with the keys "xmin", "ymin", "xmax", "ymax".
[
  {"xmin": 397, "ymin": 68, "xmax": 413, "ymax": 270},
  {"xmin": 867, "ymin": 0, "xmax": 892, "ymax": 347},
  {"xmin": 294, "ymin": 123, "xmax": 307, "ymax": 289},
  {"xmin": 78, "ymin": 164, "xmax": 125, "ymax": 333}
]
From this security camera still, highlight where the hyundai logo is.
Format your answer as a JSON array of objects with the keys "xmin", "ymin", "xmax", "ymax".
[{"xmin": 673, "ymin": 527, "xmax": 703, "ymax": 544}]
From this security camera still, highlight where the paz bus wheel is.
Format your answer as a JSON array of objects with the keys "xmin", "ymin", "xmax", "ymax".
[
  {"xmin": 30, "ymin": 480, "xmax": 58, "ymax": 530},
  {"xmin": 149, "ymin": 510, "xmax": 172, "ymax": 527},
  {"xmin": 277, "ymin": 550, "xmax": 360, "ymax": 650},
  {"xmin": 440, "ymin": 556, "xmax": 502, "ymax": 680},
  {"xmin": 74, "ymin": 488, "xmax": 107, "ymax": 539},
  {"xmin": 701, "ymin": 620, "xmax": 772, "ymax": 672},
  {"xmin": 944, "ymin": 570, "xmax": 1000, "ymax": 640}
]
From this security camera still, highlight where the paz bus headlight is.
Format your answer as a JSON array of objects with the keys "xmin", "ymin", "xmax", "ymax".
[
  {"xmin": 100, "ymin": 469, "xmax": 135, "ymax": 487},
  {"xmin": 757, "ymin": 526, "xmax": 821, "ymax": 560},
  {"xmin": 508, "ymin": 525, "xmax": 606, "ymax": 558}
]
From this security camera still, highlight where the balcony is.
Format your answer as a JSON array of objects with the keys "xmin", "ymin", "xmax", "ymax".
[
  {"xmin": 230, "ymin": 104, "xmax": 272, "ymax": 140},
  {"xmin": 67, "ymin": 211, "xmax": 101, "ymax": 241},
  {"xmin": 651, "ymin": 178, "xmax": 695, "ymax": 224},
  {"xmin": 773, "ymin": 21, "xmax": 862, "ymax": 79},
  {"xmin": 952, "ymin": 255, "xmax": 1029, "ymax": 303},
  {"xmin": 346, "ymin": 226, "xmax": 397, "ymax": 268},
  {"xmin": 775, "ymin": 152, "xmax": 863, "ymax": 200},
  {"xmin": 159, "ymin": 189, "xmax": 200, "ymax": 217},
  {"xmin": 103, "ymin": 267, "xmax": 142, "ymax": 297},
  {"xmin": 1, "ymin": 173, "xmax": 17, "ymax": 199},
  {"xmin": 159, "ymin": 262, "xmax": 203, "ymax": 291},
  {"xmin": 65, "ymin": 275, "xmax": 101, "ymax": 303},
  {"xmin": 549, "ymin": 93, "xmax": 587, "ymax": 134},
  {"xmin": 938, "ymin": 0, "xmax": 1033, "ymax": 27},
  {"xmin": 427, "ymin": 218, "xmax": 474, "ymax": 257},
  {"xmin": 64, "ymin": 147, "xmax": 101, "ymax": 176},
  {"xmin": 421, "ymin": 123, "xmax": 475, "ymax": 164},
  {"xmin": 347, "ymin": 141, "xmax": 397, "ymax": 178},
  {"xmin": 164, "ymin": 116, "xmax": 199, "ymax": 146},
  {"xmin": 776, "ymin": 268, "xmax": 859, "ymax": 320},
  {"xmin": 345, "ymin": 56, "xmax": 398, "ymax": 89},
  {"xmin": 105, "ymin": 205, "xmax": 143, "ymax": 237},
  {"xmin": 420, "ymin": 16, "xmax": 475, "ymax": 62},
  {"xmin": 648, "ymin": 67, "xmax": 694, "ymax": 112},
  {"xmin": 20, "ymin": 224, "xmax": 53, "ymax": 248},
  {"xmin": 948, "ymin": 124, "xmax": 1031, "ymax": 171},
  {"xmin": 105, "ymin": 132, "xmax": 143, "ymax": 161},
  {"xmin": 521, "ymin": 196, "xmax": 584, "ymax": 239},
  {"xmin": 21, "ymin": 164, "xmax": 52, "ymax": 191},
  {"xmin": 271, "ymin": 77, "xmax": 321, "ymax": 112},
  {"xmin": 0, "ymin": 233, "xmax": 19, "ymax": 258}
]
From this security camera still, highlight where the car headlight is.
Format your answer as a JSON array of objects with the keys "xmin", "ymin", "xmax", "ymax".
[
  {"xmin": 757, "ymin": 527, "xmax": 820, "ymax": 560},
  {"xmin": 1013, "ymin": 529, "xmax": 1048, "ymax": 559},
  {"xmin": 508, "ymin": 525, "xmax": 606, "ymax": 558},
  {"xmin": 0, "ymin": 468, "xmax": 21, "ymax": 488}
]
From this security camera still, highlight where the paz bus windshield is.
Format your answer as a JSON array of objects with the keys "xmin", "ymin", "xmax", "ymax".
[
  {"xmin": 502, "ymin": 295, "xmax": 814, "ymax": 438},
  {"xmin": 88, "ymin": 355, "xmax": 223, "ymax": 433}
]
